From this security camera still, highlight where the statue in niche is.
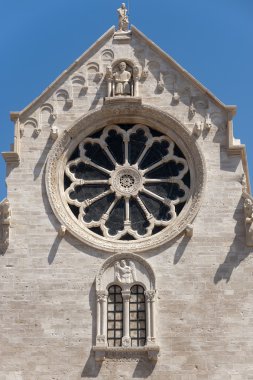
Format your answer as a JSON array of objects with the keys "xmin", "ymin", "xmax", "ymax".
[
  {"xmin": 115, "ymin": 260, "xmax": 136, "ymax": 284},
  {"xmin": 244, "ymin": 198, "xmax": 253, "ymax": 246},
  {"xmin": 117, "ymin": 3, "xmax": 129, "ymax": 32},
  {"xmin": 113, "ymin": 62, "xmax": 132, "ymax": 96}
]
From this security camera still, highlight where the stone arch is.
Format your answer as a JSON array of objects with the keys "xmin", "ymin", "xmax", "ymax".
[{"xmin": 96, "ymin": 252, "xmax": 156, "ymax": 291}]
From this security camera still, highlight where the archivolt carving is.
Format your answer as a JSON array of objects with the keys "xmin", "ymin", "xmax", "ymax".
[
  {"xmin": 101, "ymin": 49, "xmax": 114, "ymax": 62},
  {"xmin": 96, "ymin": 252, "xmax": 156, "ymax": 290},
  {"xmin": 46, "ymin": 103, "xmax": 206, "ymax": 253},
  {"xmin": 24, "ymin": 117, "xmax": 39, "ymax": 135},
  {"xmin": 0, "ymin": 199, "xmax": 11, "ymax": 254},
  {"xmin": 40, "ymin": 103, "xmax": 55, "ymax": 129}
]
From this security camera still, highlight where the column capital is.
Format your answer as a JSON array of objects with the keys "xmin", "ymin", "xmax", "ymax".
[
  {"xmin": 121, "ymin": 289, "xmax": 131, "ymax": 300},
  {"xmin": 96, "ymin": 290, "xmax": 108, "ymax": 302},
  {"xmin": 145, "ymin": 290, "xmax": 156, "ymax": 301}
]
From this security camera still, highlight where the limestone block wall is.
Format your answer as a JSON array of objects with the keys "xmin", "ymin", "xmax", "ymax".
[{"xmin": 1, "ymin": 27, "xmax": 253, "ymax": 379}]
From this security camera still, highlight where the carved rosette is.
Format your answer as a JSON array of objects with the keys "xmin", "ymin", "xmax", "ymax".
[
  {"xmin": 45, "ymin": 104, "xmax": 206, "ymax": 253},
  {"xmin": 64, "ymin": 124, "xmax": 190, "ymax": 241}
]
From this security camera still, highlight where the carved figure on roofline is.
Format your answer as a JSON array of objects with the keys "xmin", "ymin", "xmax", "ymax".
[
  {"xmin": 115, "ymin": 260, "xmax": 136, "ymax": 284},
  {"xmin": 244, "ymin": 198, "xmax": 253, "ymax": 246},
  {"xmin": 117, "ymin": 3, "xmax": 129, "ymax": 32},
  {"xmin": 113, "ymin": 62, "xmax": 132, "ymax": 96}
]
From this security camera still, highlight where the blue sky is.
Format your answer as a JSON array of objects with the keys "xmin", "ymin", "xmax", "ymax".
[{"xmin": 0, "ymin": 0, "xmax": 252, "ymax": 200}]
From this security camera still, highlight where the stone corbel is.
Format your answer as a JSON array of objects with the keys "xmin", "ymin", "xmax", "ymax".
[
  {"xmin": 58, "ymin": 225, "xmax": 66, "ymax": 237},
  {"xmin": 34, "ymin": 126, "xmax": 42, "ymax": 137},
  {"xmin": 49, "ymin": 113, "xmax": 57, "ymax": 123},
  {"xmin": 141, "ymin": 68, "xmax": 149, "ymax": 80},
  {"xmin": 172, "ymin": 91, "xmax": 180, "ymax": 104},
  {"xmin": 50, "ymin": 126, "xmax": 59, "ymax": 141},
  {"xmin": 157, "ymin": 73, "xmax": 164, "ymax": 92},
  {"xmin": 65, "ymin": 98, "xmax": 73, "ymax": 108},
  {"xmin": 0, "ymin": 199, "xmax": 11, "ymax": 254},
  {"xmin": 242, "ymin": 192, "xmax": 253, "ymax": 246},
  {"xmin": 188, "ymin": 102, "xmax": 196, "ymax": 120},
  {"xmin": 193, "ymin": 121, "xmax": 203, "ymax": 138},
  {"xmin": 185, "ymin": 224, "xmax": 193, "ymax": 237},
  {"xmin": 204, "ymin": 113, "xmax": 212, "ymax": 131}
]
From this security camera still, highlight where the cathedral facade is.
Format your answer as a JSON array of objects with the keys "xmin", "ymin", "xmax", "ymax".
[{"xmin": 1, "ymin": 4, "xmax": 253, "ymax": 379}]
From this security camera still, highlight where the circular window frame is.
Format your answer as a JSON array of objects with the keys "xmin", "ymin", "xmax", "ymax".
[{"xmin": 46, "ymin": 103, "xmax": 206, "ymax": 253}]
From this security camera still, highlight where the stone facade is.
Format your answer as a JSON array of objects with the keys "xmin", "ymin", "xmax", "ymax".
[{"xmin": 1, "ymin": 15, "xmax": 253, "ymax": 380}]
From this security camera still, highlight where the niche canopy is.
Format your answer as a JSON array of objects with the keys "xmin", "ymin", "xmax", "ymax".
[{"xmin": 46, "ymin": 104, "xmax": 205, "ymax": 253}]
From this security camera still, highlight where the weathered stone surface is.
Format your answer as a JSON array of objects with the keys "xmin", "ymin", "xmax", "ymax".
[{"xmin": 0, "ymin": 16, "xmax": 253, "ymax": 380}]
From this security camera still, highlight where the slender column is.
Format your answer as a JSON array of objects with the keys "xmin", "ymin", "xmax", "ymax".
[
  {"xmin": 145, "ymin": 294, "xmax": 151, "ymax": 342},
  {"xmin": 150, "ymin": 298, "xmax": 155, "ymax": 340},
  {"xmin": 121, "ymin": 289, "xmax": 131, "ymax": 347},
  {"xmin": 96, "ymin": 298, "xmax": 101, "ymax": 336},
  {"xmin": 133, "ymin": 66, "xmax": 140, "ymax": 97},
  {"xmin": 145, "ymin": 290, "xmax": 156, "ymax": 344},
  {"xmin": 101, "ymin": 293, "xmax": 107, "ymax": 336},
  {"xmin": 96, "ymin": 290, "xmax": 108, "ymax": 346}
]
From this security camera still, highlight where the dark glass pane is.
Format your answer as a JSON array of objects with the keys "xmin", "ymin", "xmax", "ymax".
[
  {"xmin": 139, "ymin": 193, "xmax": 171, "ymax": 221},
  {"xmin": 64, "ymin": 174, "xmax": 72, "ymax": 191},
  {"xmin": 129, "ymin": 199, "xmax": 149, "ymax": 235},
  {"xmin": 144, "ymin": 183, "xmax": 185, "ymax": 201},
  {"xmin": 83, "ymin": 193, "xmax": 115, "ymax": 223},
  {"xmin": 107, "ymin": 285, "xmax": 123, "ymax": 347},
  {"xmin": 105, "ymin": 129, "xmax": 124, "ymax": 165},
  {"xmin": 69, "ymin": 162, "xmax": 109, "ymax": 180},
  {"xmin": 139, "ymin": 140, "xmax": 170, "ymax": 169},
  {"xmin": 68, "ymin": 204, "xmax": 79, "ymax": 218},
  {"xmin": 145, "ymin": 161, "xmax": 185, "ymax": 179},
  {"xmin": 82, "ymin": 142, "xmax": 114, "ymax": 170},
  {"xmin": 130, "ymin": 285, "xmax": 146, "ymax": 347},
  {"xmin": 182, "ymin": 171, "xmax": 191, "ymax": 188},
  {"xmin": 129, "ymin": 128, "xmax": 147, "ymax": 165},
  {"xmin": 105, "ymin": 198, "xmax": 125, "ymax": 236},
  {"xmin": 69, "ymin": 184, "xmax": 109, "ymax": 202}
]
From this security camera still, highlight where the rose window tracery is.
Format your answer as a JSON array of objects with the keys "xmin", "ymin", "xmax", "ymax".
[{"xmin": 64, "ymin": 124, "xmax": 190, "ymax": 240}]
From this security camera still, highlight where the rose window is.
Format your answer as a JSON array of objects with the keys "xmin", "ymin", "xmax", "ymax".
[{"xmin": 64, "ymin": 124, "xmax": 190, "ymax": 240}]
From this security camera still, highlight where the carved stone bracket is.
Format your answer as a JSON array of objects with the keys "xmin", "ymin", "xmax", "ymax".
[
  {"xmin": 242, "ymin": 192, "xmax": 253, "ymax": 246},
  {"xmin": 50, "ymin": 126, "xmax": 59, "ymax": 141},
  {"xmin": 193, "ymin": 121, "xmax": 203, "ymax": 138},
  {"xmin": 0, "ymin": 199, "xmax": 11, "ymax": 254}
]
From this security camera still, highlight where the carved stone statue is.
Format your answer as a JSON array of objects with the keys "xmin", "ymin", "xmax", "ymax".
[
  {"xmin": 117, "ymin": 3, "xmax": 129, "ymax": 32},
  {"xmin": 113, "ymin": 62, "xmax": 131, "ymax": 96},
  {"xmin": 244, "ymin": 198, "xmax": 253, "ymax": 246},
  {"xmin": 115, "ymin": 260, "xmax": 136, "ymax": 284}
]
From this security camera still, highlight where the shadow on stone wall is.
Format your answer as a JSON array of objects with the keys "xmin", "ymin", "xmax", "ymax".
[{"xmin": 214, "ymin": 197, "xmax": 253, "ymax": 283}]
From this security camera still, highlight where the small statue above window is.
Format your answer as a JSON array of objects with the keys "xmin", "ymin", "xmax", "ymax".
[
  {"xmin": 115, "ymin": 260, "xmax": 136, "ymax": 284},
  {"xmin": 113, "ymin": 61, "xmax": 132, "ymax": 96},
  {"xmin": 117, "ymin": 3, "xmax": 129, "ymax": 32}
]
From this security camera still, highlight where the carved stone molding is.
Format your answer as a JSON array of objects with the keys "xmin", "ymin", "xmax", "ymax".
[
  {"xmin": 45, "ymin": 103, "xmax": 206, "ymax": 253},
  {"xmin": 0, "ymin": 199, "xmax": 11, "ymax": 254}
]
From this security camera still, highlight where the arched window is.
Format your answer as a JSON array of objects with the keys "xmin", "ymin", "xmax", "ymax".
[
  {"xmin": 94, "ymin": 254, "xmax": 159, "ymax": 361},
  {"xmin": 107, "ymin": 285, "xmax": 123, "ymax": 347},
  {"xmin": 130, "ymin": 285, "xmax": 146, "ymax": 347}
]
